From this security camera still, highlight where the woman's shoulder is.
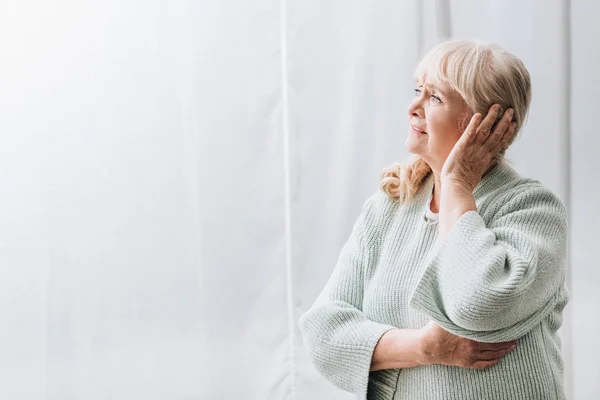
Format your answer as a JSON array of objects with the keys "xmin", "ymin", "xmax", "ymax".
[
  {"xmin": 479, "ymin": 171, "xmax": 568, "ymax": 225},
  {"xmin": 363, "ymin": 188, "xmax": 402, "ymax": 219},
  {"xmin": 355, "ymin": 189, "xmax": 403, "ymax": 241}
]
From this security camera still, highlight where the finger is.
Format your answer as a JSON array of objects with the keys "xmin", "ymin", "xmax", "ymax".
[
  {"xmin": 485, "ymin": 108, "xmax": 514, "ymax": 148},
  {"xmin": 476, "ymin": 104, "xmax": 501, "ymax": 142},
  {"xmin": 477, "ymin": 340, "xmax": 518, "ymax": 351},
  {"xmin": 493, "ymin": 108, "xmax": 514, "ymax": 136},
  {"xmin": 463, "ymin": 113, "xmax": 482, "ymax": 145},
  {"xmin": 502, "ymin": 121, "xmax": 517, "ymax": 142},
  {"xmin": 469, "ymin": 359, "xmax": 501, "ymax": 369},
  {"xmin": 477, "ymin": 345, "xmax": 516, "ymax": 360},
  {"xmin": 495, "ymin": 121, "xmax": 517, "ymax": 152}
]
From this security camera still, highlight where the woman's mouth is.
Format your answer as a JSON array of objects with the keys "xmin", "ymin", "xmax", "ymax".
[{"xmin": 411, "ymin": 125, "xmax": 427, "ymax": 135}]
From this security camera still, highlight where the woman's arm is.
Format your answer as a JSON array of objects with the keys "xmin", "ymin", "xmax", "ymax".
[
  {"xmin": 371, "ymin": 324, "xmax": 518, "ymax": 371},
  {"xmin": 299, "ymin": 193, "xmax": 398, "ymax": 397},
  {"xmin": 438, "ymin": 178, "xmax": 477, "ymax": 245},
  {"xmin": 409, "ymin": 184, "xmax": 569, "ymax": 342},
  {"xmin": 370, "ymin": 328, "xmax": 423, "ymax": 371}
]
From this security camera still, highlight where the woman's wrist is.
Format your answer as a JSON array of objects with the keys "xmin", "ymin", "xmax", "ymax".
[
  {"xmin": 438, "ymin": 178, "xmax": 477, "ymax": 245},
  {"xmin": 371, "ymin": 328, "xmax": 427, "ymax": 371},
  {"xmin": 415, "ymin": 324, "xmax": 433, "ymax": 366}
]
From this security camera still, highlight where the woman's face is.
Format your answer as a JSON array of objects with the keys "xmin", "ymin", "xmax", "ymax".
[{"xmin": 405, "ymin": 77, "xmax": 472, "ymax": 172}]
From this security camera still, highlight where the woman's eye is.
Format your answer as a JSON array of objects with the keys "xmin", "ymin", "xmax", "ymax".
[{"xmin": 413, "ymin": 88, "xmax": 442, "ymax": 104}]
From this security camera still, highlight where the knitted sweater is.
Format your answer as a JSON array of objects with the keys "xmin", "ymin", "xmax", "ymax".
[{"xmin": 298, "ymin": 161, "xmax": 569, "ymax": 400}]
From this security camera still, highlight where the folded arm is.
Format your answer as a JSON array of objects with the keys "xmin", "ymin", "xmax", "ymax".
[
  {"xmin": 298, "ymin": 193, "xmax": 398, "ymax": 398},
  {"xmin": 409, "ymin": 184, "xmax": 569, "ymax": 343}
]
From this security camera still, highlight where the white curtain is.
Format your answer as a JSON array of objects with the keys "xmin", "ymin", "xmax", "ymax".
[{"xmin": 0, "ymin": 0, "xmax": 597, "ymax": 398}]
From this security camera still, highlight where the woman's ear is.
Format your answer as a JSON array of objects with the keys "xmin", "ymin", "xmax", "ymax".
[{"xmin": 457, "ymin": 110, "xmax": 474, "ymax": 133}]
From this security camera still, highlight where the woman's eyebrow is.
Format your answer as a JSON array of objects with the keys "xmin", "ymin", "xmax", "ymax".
[
  {"xmin": 426, "ymin": 82, "xmax": 443, "ymax": 93},
  {"xmin": 414, "ymin": 79, "xmax": 449, "ymax": 97},
  {"xmin": 414, "ymin": 78, "xmax": 444, "ymax": 92}
]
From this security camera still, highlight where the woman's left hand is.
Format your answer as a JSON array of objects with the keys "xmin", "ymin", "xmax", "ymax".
[{"xmin": 441, "ymin": 104, "xmax": 517, "ymax": 191}]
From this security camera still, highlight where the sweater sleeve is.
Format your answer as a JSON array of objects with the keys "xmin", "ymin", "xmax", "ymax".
[
  {"xmin": 408, "ymin": 185, "xmax": 569, "ymax": 343},
  {"xmin": 298, "ymin": 194, "xmax": 397, "ymax": 398}
]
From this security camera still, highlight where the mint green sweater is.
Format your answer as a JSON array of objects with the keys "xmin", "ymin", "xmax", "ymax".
[{"xmin": 298, "ymin": 161, "xmax": 569, "ymax": 400}]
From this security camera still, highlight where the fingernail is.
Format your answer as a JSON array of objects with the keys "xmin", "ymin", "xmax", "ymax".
[
  {"xmin": 508, "ymin": 109, "xmax": 514, "ymax": 117},
  {"xmin": 493, "ymin": 104, "xmax": 500, "ymax": 112}
]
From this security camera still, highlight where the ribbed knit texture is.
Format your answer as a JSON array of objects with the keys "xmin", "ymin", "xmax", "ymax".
[{"xmin": 298, "ymin": 161, "xmax": 569, "ymax": 400}]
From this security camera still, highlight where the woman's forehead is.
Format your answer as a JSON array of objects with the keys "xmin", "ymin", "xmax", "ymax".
[
  {"xmin": 415, "ymin": 77, "xmax": 450, "ymax": 93},
  {"xmin": 415, "ymin": 76, "xmax": 466, "ymax": 105}
]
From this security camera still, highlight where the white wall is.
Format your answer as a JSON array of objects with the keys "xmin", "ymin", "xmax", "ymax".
[{"xmin": 0, "ymin": 0, "xmax": 596, "ymax": 399}]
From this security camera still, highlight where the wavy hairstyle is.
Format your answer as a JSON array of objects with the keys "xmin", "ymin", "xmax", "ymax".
[{"xmin": 380, "ymin": 39, "xmax": 531, "ymax": 203}]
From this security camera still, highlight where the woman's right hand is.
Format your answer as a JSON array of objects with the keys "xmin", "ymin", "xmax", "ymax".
[{"xmin": 416, "ymin": 321, "xmax": 519, "ymax": 369}]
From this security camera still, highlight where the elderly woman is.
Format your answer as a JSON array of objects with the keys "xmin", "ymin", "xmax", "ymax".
[{"xmin": 298, "ymin": 39, "xmax": 568, "ymax": 400}]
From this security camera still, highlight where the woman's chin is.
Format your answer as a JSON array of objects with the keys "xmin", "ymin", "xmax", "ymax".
[{"xmin": 404, "ymin": 138, "xmax": 426, "ymax": 155}]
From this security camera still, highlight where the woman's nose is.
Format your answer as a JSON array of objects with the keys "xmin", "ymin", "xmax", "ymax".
[{"xmin": 408, "ymin": 99, "xmax": 424, "ymax": 118}]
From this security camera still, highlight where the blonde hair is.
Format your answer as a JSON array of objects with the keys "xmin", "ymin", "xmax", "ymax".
[{"xmin": 380, "ymin": 39, "xmax": 532, "ymax": 203}]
